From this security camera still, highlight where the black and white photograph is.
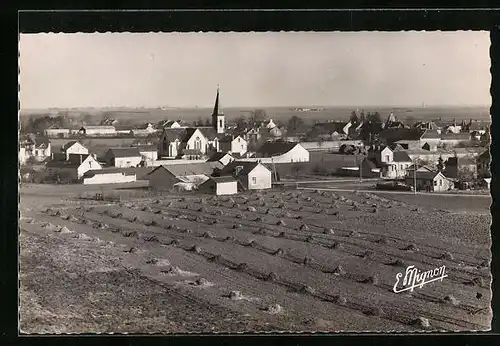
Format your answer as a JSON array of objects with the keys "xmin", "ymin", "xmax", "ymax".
[{"xmin": 18, "ymin": 30, "xmax": 492, "ymax": 333}]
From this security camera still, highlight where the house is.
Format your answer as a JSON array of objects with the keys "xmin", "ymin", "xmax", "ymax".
[
  {"xmin": 413, "ymin": 121, "xmax": 441, "ymax": 133},
  {"xmin": 477, "ymin": 150, "xmax": 491, "ymax": 178},
  {"xmin": 265, "ymin": 119, "xmax": 277, "ymax": 129},
  {"xmin": 161, "ymin": 120, "xmax": 186, "ymax": 129},
  {"xmin": 61, "ymin": 141, "xmax": 89, "ymax": 160},
  {"xmin": 310, "ymin": 121, "xmax": 348, "ymax": 140},
  {"xmin": 380, "ymin": 150, "xmax": 413, "ymax": 179},
  {"xmin": 131, "ymin": 123, "xmax": 156, "ymax": 137},
  {"xmin": 20, "ymin": 136, "xmax": 51, "ymax": 163},
  {"xmin": 104, "ymin": 148, "xmax": 143, "ymax": 168},
  {"xmin": 405, "ymin": 170, "xmax": 453, "ymax": 192},
  {"xmin": 82, "ymin": 168, "xmax": 136, "ymax": 185},
  {"xmin": 198, "ymin": 176, "xmax": 238, "ymax": 195},
  {"xmin": 419, "ymin": 129, "xmax": 442, "ymax": 147},
  {"xmin": 79, "ymin": 125, "xmax": 116, "ymax": 136},
  {"xmin": 133, "ymin": 145, "xmax": 158, "ymax": 163},
  {"xmin": 46, "ymin": 154, "xmax": 102, "ymax": 181},
  {"xmin": 147, "ymin": 162, "xmax": 222, "ymax": 190},
  {"xmin": 216, "ymin": 161, "xmax": 272, "ymax": 191},
  {"xmin": 159, "ymin": 87, "xmax": 227, "ymax": 159},
  {"xmin": 445, "ymin": 124, "xmax": 462, "ymax": 134},
  {"xmin": 254, "ymin": 142, "xmax": 310, "ymax": 163},
  {"xmin": 218, "ymin": 135, "xmax": 248, "ymax": 156},
  {"xmin": 207, "ymin": 152, "xmax": 235, "ymax": 166},
  {"xmin": 440, "ymin": 132, "xmax": 471, "ymax": 148},
  {"xmin": 444, "ymin": 156, "xmax": 477, "ymax": 180}
]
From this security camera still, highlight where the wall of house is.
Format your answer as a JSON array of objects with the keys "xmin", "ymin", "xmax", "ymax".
[
  {"xmin": 140, "ymin": 151, "xmax": 158, "ymax": 161},
  {"xmin": 231, "ymin": 137, "xmax": 247, "ymax": 155},
  {"xmin": 382, "ymin": 163, "xmax": 411, "ymax": 179},
  {"xmin": 77, "ymin": 157, "xmax": 102, "ymax": 178},
  {"xmin": 85, "ymin": 128, "xmax": 116, "ymax": 136},
  {"xmin": 148, "ymin": 169, "xmax": 180, "ymax": 190},
  {"xmin": 433, "ymin": 176, "xmax": 453, "ymax": 192},
  {"xmin": 114, "ymin": 156, "xmax": 142, "ymax": 168},
  {"xmin": 216, "ymin": 181, "xmax": 238, "ymax": 195},
  {"xmin": 83, "ymin": 173, "xmax": 136, "ymax": 185},
  {"xmin": 45, "ymin": 129, "xmax": 70, "ymax": 138},
  {"xmin": 246, "ymin": 165, "xmax": 272, "ymax": 190},
  {"xmin": 380, "ymin": 147, "xmax": 393, "ymax": 164}
]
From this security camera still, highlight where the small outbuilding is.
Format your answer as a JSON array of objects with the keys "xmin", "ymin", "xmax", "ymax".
[
  {"xmin": 199, "ymin": 176, "xmax": 238, "ymax": 195},
  {"xmin": 405, "ymin": 170, "xmax": 453, "ymax": 192}
]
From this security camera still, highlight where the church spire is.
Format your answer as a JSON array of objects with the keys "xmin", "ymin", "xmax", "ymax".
[{"xmin": 212, "ymin": 85, "xmax": 225, "ymax": 134}]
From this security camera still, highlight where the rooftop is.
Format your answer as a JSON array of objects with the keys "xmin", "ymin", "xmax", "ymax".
[
  {"xmin": 255, "ymin": 142, "xmax": 298, "ymax": 157},
  {"xmin": 106, "ymin": 148, "xmax": 142, "ymax": 158}
]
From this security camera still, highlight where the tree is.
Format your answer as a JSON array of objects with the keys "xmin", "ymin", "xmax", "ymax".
[
  {"xmin": 236, "ymin": 115, "xmax": 248, "ymax": 131},
  {"xmin": 204, "ymin": 118, "xmax": 212, "ymax": 126},
  {"xmin": 287, "ymin": 116, "xmax": 305, "ymax": 133},
  {"xmin": 250, "ymin": 109, "xmax": 268, "ymax": 126},
  {"xmin": 437, "ymin": 156, "xmax": 444, "ymax": 171}
]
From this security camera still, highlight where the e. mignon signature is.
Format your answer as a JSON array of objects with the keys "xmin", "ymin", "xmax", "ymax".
[{"xmin": 393, "ymin": 265, "xmax": 448, "ymax": 293}]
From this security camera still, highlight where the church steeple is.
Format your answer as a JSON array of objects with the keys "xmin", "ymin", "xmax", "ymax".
[{"xmin": 212, "ymin": 85, "xmax": 225, "ymax": 134}]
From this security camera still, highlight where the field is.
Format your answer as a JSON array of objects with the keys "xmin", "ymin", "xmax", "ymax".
[
  {"xmin": 19, "ymin": 184, "xmax": 492, "ymax": 333},
  {"xmin": 21, "ymin": 105, "xmax": 491, "ymax": 126}
]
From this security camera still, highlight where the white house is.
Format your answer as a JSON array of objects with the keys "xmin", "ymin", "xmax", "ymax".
[
  {"xmin": 134, "ymin": 145, "xmax": 158, "ymax": 163},
  {"xmin": 265, "ymin": 119, "xmax": 277, "ymax": 129},
  {"xmin": 46, "ymin": 154, "xmax": 102, "ymax": 180},
  {"xmin": 380, "ymin": 150, "xmax": 413, "ymax": 179},
  {"xmin": 254, "ymin": 142, "xmax": 310, "ymax": 163},
  {"xmin": 219, "ymin": 135, "xmax": 247, "ymax": 156},
  {"xmin": 20, "ymin": 136, "xmax": 51, "ymax": 163},
  {"xmin": 405, "ymin": 170, "xmax": 453, "ymax": 192},
  {"xmin": 216, "ymin": 161, "xmax": 272, "ymax": 190},
  {"xmin": 198, "ymin": 176, "xmax": 238, "ymax": 195},
  {"xmin": 61, "ymin": 141, "xmax": 89, "ymax": 160},
  {"xmin": 131, "ymin": 123, "xmax": 156, "ymax": 136},
  {"xmin": 105, "ymin": 148, "xmax": 143, "ymax": 168}
]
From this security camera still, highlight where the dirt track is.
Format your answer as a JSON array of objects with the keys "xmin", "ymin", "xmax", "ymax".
[{"xmin": 19, "ymin": 185, "xmax": 492, "ymax": 333}]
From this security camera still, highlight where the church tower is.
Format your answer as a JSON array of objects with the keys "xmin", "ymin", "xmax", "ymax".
[{"xmin": 212, "ymin": 86, "xmax": 225, "ymax": 134}]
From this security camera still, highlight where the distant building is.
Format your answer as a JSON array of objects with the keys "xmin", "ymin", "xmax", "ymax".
[
  {"xmin": 133, "ymin": 145, "xmax": 158, "ymax": 164},
  {"xmin": 45, "ymin": 127, "xmax": 72, "ymax": 138},
  {"xmin": 104, "ymin": 148, "xmax": 143, "ymax": 168},
  {"xmin": 444, "ymin": 156, "xmax": 477, "ymax": 180},
  {"xmin": 61, "ymin": 141, "xmax": 89, "ymax": 160},
  {"xmin": 216, "ymin": 161, "xmax": 272, "ymax": 191},
  {"xmin": 147, "ymin": 162, "xmax": 222, "ymax": 190},
  {"xmin": 198, "ymin": 176, "xmax": 238, "ymax": 195},
  {"xmin": 19, "ymin": 136, "xmax": 51, "ymax": 163},
  {"xmin": 380, "ymin": 150, "xmax": 413, "ymax": 179},
  {"xmin": 79, "ymin": 125, "xmax": 116, "ymax": 136},
  {"xmin": 206, "ymin": 152, "xmax": 235, "ymax": 166},
  {"xmin": 477, "ymin": 150, "xmax": 491, "ymax": 178},
  {"xmin": 254, "ymin": 142, "xmax": 309, "ymax": 163},
  {"xmin": 83, "ymin": 168, "xmax": 136, "ymax": 185},
  {"xmin": 405, "ymin": 170, "xmax": 453, "ymax": 192},
  {"xmin": 440, "ymin": 132, "xmax": 471, "ymax": 148},
  {"xmin": 46, "ymin": 153, "xmax": 102, "ymax": 181},
  {"xmin": 218, "ymin": 135, "xmax": 248, "ymax": 156},
  {"xmin": 131, "ymin": 123, "xmax": 156, "ymax": 137}
]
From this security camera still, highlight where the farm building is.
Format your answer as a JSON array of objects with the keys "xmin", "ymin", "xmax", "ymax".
[
  {"xmin": 216, "ymin": 161, "xmax": 272, "ymax": 190},
  {"xmin": 147, "ymin": 162, "xmax": 223, "ymax": 190},
  {"xmin": 61, "ymin": 141, "xmax": 89, "ymax": 160},
  {"xmin": 79, "ymin": 125, "xmax": 116, "ymax": 136},
  {"xmin": 198, "ymin": 176, "xmax": 238, "ymax": 195},
  {"xmin": 218, "ymin": 135, "xmax": 247, "ymax": 156},
  {"xmin": 477, "ymin": 150, "xmax": 490, "ymax": 178},
  {"xmin": 131, "ymin": 123, "xmax": 156, "ymax": 136},
  {"xmin": 444, "ymin": 157, "xmax": 477, "ymax": 180},
  {"xmin": 133, "ymin": 145, "xmax": 158, "ymax": 163},
  {"xmin": 83, "ymin": 168, "xmax": 137, "ymax": 185},
  {"xmin": 404, "ymin": 170, "xmax": 453, "ymax": 192},
  {"xmin": 161, "ymin": 120, "xmax": 187, "ymax": 129},
  {"xmin": 207, "ymin": 152, "xmax": 234, "ymax": 166},
  {"xmin": 254, "ymin": 142, "xmax": 309, "ymax": 163},
  {"xmin": 46, "ymin": 153, "xmax": 102, "ymax": 181},
  {"xmin": 115, "ymin": 125, "xmax": 135, "ymax": 135},
  {"xmin": 104, "ymin": 148, "xmax": 143, "ymax": 168}
]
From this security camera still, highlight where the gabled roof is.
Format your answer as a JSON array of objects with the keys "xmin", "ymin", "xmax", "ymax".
[
  {"xmin": 445, "ymin": 156, "xmax": 476, "ymax": 166},
  {"xmin": 68, "ymin": 153, "xmax": 92, "ymax": 165},
  {"xmin": 205, "ymin": 176, "xmax": 238, "ymax": 184},
  {"xmin": 162, "ymin": 128, "xmax": 186, "ymax": 141},
  {"xmin": 379, "ymin": 128, "xmax": 423, "ymax": 143},
  {"xmin": 149, "ymin": 162, "xmax": 222, "ymax": 177},
  {"xmin": 46, "ymin": 154, "xmax": 92, "ymax": 168},
  {"xmin": 388, "ymin": 143, "xmax": 405, "ymax": 151},
  {"xmin": 34, "ymin": 136, "xmax": 50, "ymax": 148},
  {"xmin": 106, "ymin": 148, "xmax": 142, "ymax": 158},
  {"xmin": 393, "ymin": 151, "xmax": 412, "ymax": 162},
  {"xmin": 218, "ymin": 161, "xmax": 264, "ymax": 177},
  {"xmin": 83, "ymin": 168, "xmax": 135, "ymax": 177},
  {"xmin": 441, "ymin": 132, "xmax": 471, "ymax": 140},
  {"xmin": 207, "ymin": 151, "xmax": 233, "ymax": 162},
  {"xmin": 197, "ymin": 127, "xmax": 220, "ymax": 140},
  {"xmin": 61, "ymin": 140, "xmax": 85, "ymax": 151},
  {"xmin": 255, "ymin": 142, "xmax": 298, "ymax": 157},
  {"xmin": 406, "ymin": 170, "xmax": 442, "ymax": 180},
  {"xmin": 420, "ymin": 129, "xmax": 441, "ymax": 140}
]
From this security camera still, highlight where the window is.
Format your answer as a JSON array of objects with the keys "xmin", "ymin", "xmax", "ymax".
[
  {"xmin": 385, "ymin": 155, "xmax": 390, "ymax": 162},
  {"xmin": 434, "ymin": 180, "xmax": 437, "ymax": 186},
  {"xmin": 439, "ymin": 179, "xmax": 442, "ymax": 186},
  {"xmin": 89, "ymin": 161, "xmax": 92, "ymax": 168},
  {"xmin": 400, "ymin": 165, "xmax": 403, "ymax": 170},
  {"xmin": 252, "ymin": 177, "xmax": 257, "ymax": 184},
  {"xmin": 219, "ymin": 119, "xmax": 223, "ymax": 128}
]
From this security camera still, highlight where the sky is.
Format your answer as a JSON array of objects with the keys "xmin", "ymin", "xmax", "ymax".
[{"xmin": 19, "ymin": 31, "xmax": 491, "ymax": 109}]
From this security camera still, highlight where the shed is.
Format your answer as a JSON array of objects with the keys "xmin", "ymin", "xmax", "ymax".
[
  {"xmin": 405, "ymin": 170, "xmax": 453, "ymax": 192},
  {"xmin": 199, "ymin": 176, "xmax": 238, "ymax": 195}
]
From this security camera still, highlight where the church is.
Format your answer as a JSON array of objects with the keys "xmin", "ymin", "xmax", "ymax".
[{"xmin": 158, "ymin": 87, "xmax": 226, "ymax": 159}]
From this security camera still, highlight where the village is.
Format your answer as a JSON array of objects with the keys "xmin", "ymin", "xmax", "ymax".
[{"xmin": 19, "ymin": 87, "xmax": 491, "ymax": 196}]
